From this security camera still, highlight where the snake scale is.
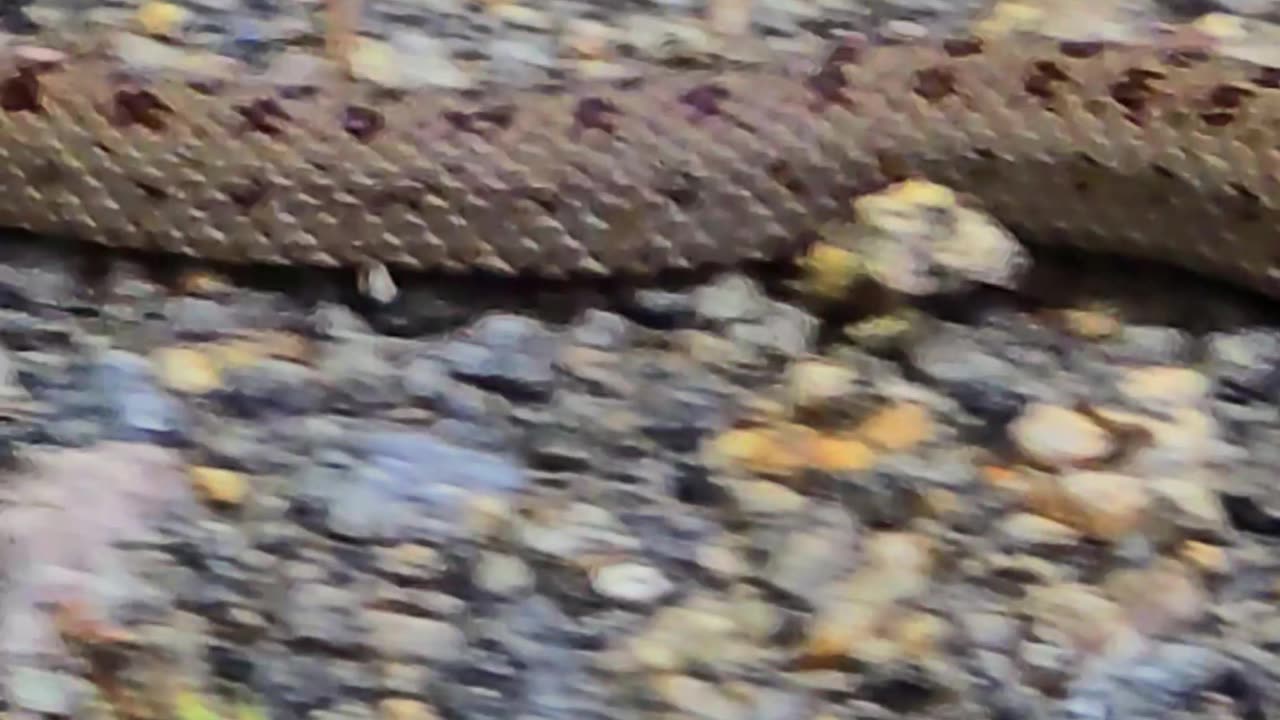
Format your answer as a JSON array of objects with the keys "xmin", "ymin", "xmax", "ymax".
[{"xmin": 3, "ymin": 29, "xmax": 1280, "ymax": 297}]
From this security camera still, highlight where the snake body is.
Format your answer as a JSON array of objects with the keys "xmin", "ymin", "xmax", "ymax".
[{"xmin": 3, "ymin": 30, "xmax": 1280, "ymax": 296}]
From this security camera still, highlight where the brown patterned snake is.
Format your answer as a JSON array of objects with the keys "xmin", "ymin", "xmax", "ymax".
[{"xmin": 2, "ymin": 28, "xmax": 1280, "ymax": 297}]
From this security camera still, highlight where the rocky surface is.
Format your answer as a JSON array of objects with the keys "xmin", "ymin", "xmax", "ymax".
[
  {"xmin": 0, "ymin": 175, "xmax": 1273, "ymax": 719},
  {"xmin": 1, "ymin": 0, "xmax": 1280, "ymax": 719}
]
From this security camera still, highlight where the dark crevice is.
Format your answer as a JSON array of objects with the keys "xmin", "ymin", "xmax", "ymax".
[{"xmin": 1059, "ymin": 40, "xmax": 1105, "ymax": 58}]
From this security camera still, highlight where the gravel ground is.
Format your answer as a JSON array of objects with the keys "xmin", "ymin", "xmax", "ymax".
[{"xmin": 1, "ymin": 0, "xmax": 1280, "ymax": 719}]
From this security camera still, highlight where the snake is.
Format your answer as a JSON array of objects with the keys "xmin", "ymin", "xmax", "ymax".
[{"xmin": 2, "ymin": 27, "xmax": 1280, "ymax": 298}]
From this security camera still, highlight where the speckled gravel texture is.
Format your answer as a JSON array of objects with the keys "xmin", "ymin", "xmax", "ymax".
[{"xmin": 2, "ymin": 0, "xmax": 1280, "ymax": 719}]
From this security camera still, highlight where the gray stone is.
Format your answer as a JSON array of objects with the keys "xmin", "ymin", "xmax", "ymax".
[
  {"xmin": 6, "ymin": 667, "xmax": 90, "ymax": 715},
  {"xmin": 442, "ymin": 314, "xmax": 559, "ymax": 400},
  {"xmin": 368, "ymin": 611, "xmax": 466, "ymax": 663}
]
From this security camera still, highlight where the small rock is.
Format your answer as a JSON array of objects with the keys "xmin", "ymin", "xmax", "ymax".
[
  {"xmin": 803, "ymin": 532, "xmax": 935, "ymax": 665},
  {"xmin": 703, "ymin": 424, "xmax": 816, "ymax": 480},
  {"xmin": 565, "ymin": 17, "xmax": 617, "ymax": 57},
  {"xmin": 402, "ymin": 356, "xmax": 512, "ymax": 425},
  {"xmin": 137, "ymin": 1, "xmax": 188, "ymax": 36},
  {"xmin": 375, "ymin": 543, "xmax": 446, "ymax": 585},
  {"xmin": 650, "ymin": 674, "xmax": 744, "ymax": 720},
  {"xmin": 1022, "ymin": 583, "xmax": 1133, "ymax": 656},
  {"xmin": 368, "ymin": 611, "xmax": 465, "ymax": 664},
  {"xmin": 378, "ymin": 698, "xmax": 440, "ymax": 720},
  {"xmin": 443, "ymin": 313, "xmax": 559, "ymax": 400},
  {"xmin": 1179, "ymin": 540, "xmax": 1230, "ymax": 577},
  {"xmin": 1020, "ymin": 640, "xmax": 1075, "ymax": 694},
  {"xmin": 785, "ymin": 358, "xmax": 860, "ymax": 420},
  {"xmin": 350, "ymin": 38, "xmax": 402, "ymax": 87},
  {"xmin": 796, "ymin": 241, "xmax": 869, "ymax": 302},
  {"xmin": 862, "ymin": 531, "xmax": 933, "ymax": 574},
  {"xmin": 568, "ymin": 309, "xmax": 632, "ymax": 350},
  {"xmin": 1105, "ymin": 560, "xmax": 1208, "ymax": 637},
  {"xmin": 816, "ymin": 434, "xmax": 882, "ymax": 474},
  {"xmin": 312, "ymin": 700, "xmax": 376, "ymax": 720},
  {"xmin": 836, "ymin": 180, "xmax": 1030, "ymax": 295},
  {"xmin": 591, "ymin": 561, "xmax": 673, "ymax": 605},
  {"xmin": 355, "ymin": 34, "xmax": 472, "ymax": 89},
  {"xmin": 1205, "ymin": 327, "xmax": 1280, "ymax": 401},
  {"xmin": 1147, "ymin": 476, "xmax": 1230, "ymax": 542},
  {"xmin": 963, "ymin": 611, "xmax": 1020, "ymax": 651},
  {"xmin": 692, "ymin": 273, "xmax": 770, "ymax": 324},
  {"xmin": 520, "ymin": 501, "xmax": 639, "ymax": 559},
  {"xmin": 843, "ymin": 311, "xmax": 922, "ymax": 353},
  {"xmin": 113, "ymin": 31, "xmax": 193, "ymax": 72},
  {"xmin": 317, "ymin": 337, "xmax": 400, "ymax": 409},
  {"xmin": 1009, "ymin": 403, "xmax": 1114, "ymax": 469},
  {"xmin": 492, "ymin": 3, "xmax": 554, "ymax": 30},
  {"xmin": 837, "ymin": 461, "xmax": 926, "ymax": 529},
  {"xmin": 626, "ymin": 288, "xmax": 695, "ymax": 327},
  {"xmin": 1051, "ymin": 470, "xmax": 1150, "ymax": 541},
  {"xmin": 1118, "ymin": 366, "xmax": 1210, "ymax": 412},
  {"xmin": 729, "ymin": 302, "xmax": 819, "ymax": 358},
  {"xmin": 728, "ymin": 479, "xmax": 807, "ymax": 516},
  {"xmin": 1099, "ymin": 406, "xmax": 1224, "ymax": 475},
  {"xmin": 473, "ymin": 551, "xmax": 533, "ymax": 598},
  {"xmin": 1110, "ymin": 325, "xmax": 1191, "ymax": 365},
  {"xmin": 1059, "ymin": 307, "xmax": 1121, "ymax": 340},
  {"xmin": 674, "ymin": 329, "xmax": 764, "ymax": 371},
  {"xmin": 153, "ymin": 346, "xmax": 221, "ymax": 395},
  {"xmin": 630, "ymin": 599, "xmax": 741, "ymax": 672},
  {"xmin": 221, "ymin": 357, "xmax": 320, "ymax": 416},
  {"xmin": 463, "ymin": 495, "xmax": 516, "ymax": 542},
  {"xmin": 359, "ymin": 428, "xmax": 528, "ymax": 516},
  {"xmin": 856, "ymin": 401, "xmax": 934, "ymax": 452},
  {"xmin": 695, "ymin": 540, "xmax": 747, "ymax": 584},
  {"xmin": 190, "ymin": 466, "xmax": 248, "ymax": 508},
  {"xmin": 285, "ymin": 584, "xmax": 366, "ymax": 653},
  {"xmin": 6, "ymin": 667, "xmax": 90, "ymax": 715},
  {"xmin": 1067, "ymin": 642, "xmax": 1254, "ymax": 720},
  {"xmin": 764, "ymin": 515, "xmax": 859, "ymax": 604},
  {"xmin": 556, "ymin": 346, "xmax": 634, "ymax": 398},
  {"xmin": 998, "ymin": 512, "xmax": 1083, "ymax": 551},
  {"xmin": 909, "ymin": 330, "xmax": 1028, "ymax": 427},
  {"xmin": 98, "ymin": 349, "xmax": 189, "ymax": 443},
  {"xmin": 625, "ymin": 15, "xmax": 718, "ymax": 59},
  {"xmin": 804, "ymin": 596, "xmax": 920, "ymax": 667},
  {"xmin": 890, "ymin": 610, "xmax": 951, "ymax": 662}
]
